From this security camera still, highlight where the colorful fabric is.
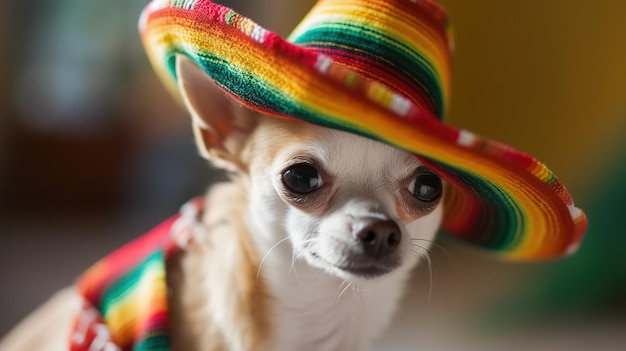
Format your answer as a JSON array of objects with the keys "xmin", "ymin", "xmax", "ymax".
[
  {"xmin": 69, "ymin": 220, "xmax": 174, "ymax": 351},
  {"xmin": 69, "ymin": 199, "xmax": 205, "ymax": 351},
  {"xmin": 139, "ymin": 0, "xmax": 587, "ymax": 260}
]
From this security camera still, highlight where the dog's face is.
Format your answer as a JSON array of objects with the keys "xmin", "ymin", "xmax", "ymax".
[
  {"xmin": 244, "ymin": 118, "xmax": 444, "ymax": 282},
  {"xmin": 175, "ymin": 55, "xmax": 444, "ymax": 283}
]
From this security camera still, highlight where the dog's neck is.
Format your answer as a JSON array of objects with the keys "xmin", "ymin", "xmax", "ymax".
[{"xmin": 254, "ymin": 240, "xmax": 410, "ymax": 351}]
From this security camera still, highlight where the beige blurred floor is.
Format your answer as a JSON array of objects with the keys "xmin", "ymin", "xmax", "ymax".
[{"xmin": 376, "ymin": 262, "xmax": 626, "ymax": 351}]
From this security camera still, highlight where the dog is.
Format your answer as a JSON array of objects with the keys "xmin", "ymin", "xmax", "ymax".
[
  {"xmin": 0, "ymin": 55, "xmax": 444, "ymax": 351},
  {"xmin": 1, "ymin": 0, "xmax": 588, "ymax": 349}
]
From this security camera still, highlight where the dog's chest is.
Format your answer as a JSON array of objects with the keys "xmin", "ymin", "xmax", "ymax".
[{"xmin": 264, "ymin": 260, "xmax": 406, "ymax": 351}]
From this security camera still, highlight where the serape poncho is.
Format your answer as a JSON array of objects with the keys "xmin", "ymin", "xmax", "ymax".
[
  {"xmin": 69, "ymin": 199, "xmax": 204, "ymax": 351},
  {"xmin": 138, "ymin": 0, "xmax": 588, "ymax": 260}
]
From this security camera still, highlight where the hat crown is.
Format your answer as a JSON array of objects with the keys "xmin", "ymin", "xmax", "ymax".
[{"xmin": 289, "ymin": 0, "xmax": 453, "ymax": 119}]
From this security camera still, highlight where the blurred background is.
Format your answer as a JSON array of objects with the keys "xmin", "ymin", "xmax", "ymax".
[{"xmin": 0, "ymin": 0, "xmax": 625, "ymax": 350}]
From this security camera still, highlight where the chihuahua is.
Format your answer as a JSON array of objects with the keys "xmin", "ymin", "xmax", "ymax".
[{"xmin": 0, "ymin": 55, "xmax": 444, "ymax": 351}]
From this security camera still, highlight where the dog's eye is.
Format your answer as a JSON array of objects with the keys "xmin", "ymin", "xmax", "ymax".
[
  {"xmin": 410, "ymin": 168, "xmax": 442, "ymax": 203},
  {"xmin": 282, "ymin": 163, "xmax": 323, "ymax": 194}
]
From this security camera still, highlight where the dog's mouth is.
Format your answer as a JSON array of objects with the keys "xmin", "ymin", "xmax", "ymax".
[{"xmin": 309, "ymin": 252, "xmax": 400, "ymax": 278}]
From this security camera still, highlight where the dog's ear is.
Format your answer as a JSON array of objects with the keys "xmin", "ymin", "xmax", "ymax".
[{"xmin": 175, "ymin": 54, "xmax": 257, "ymax": 171}]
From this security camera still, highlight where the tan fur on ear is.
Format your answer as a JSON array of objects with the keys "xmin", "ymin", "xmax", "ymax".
[{"xmin": 175, "ymin": 55, "xmax": 257, "ymax": 171}]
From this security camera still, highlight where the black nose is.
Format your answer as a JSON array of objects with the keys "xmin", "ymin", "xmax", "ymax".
[{"xmin": 353, "ymin": 219, "xmax": 401, "ymax": 259}]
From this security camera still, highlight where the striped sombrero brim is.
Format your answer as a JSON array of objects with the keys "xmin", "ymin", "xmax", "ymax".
[{"xmin": 139, "ymin": 0, "xmax": 587, "ymax": 260}]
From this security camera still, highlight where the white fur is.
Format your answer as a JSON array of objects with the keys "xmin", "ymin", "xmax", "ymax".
[{"xmin": 247, "ymin": 130, "xmax": 443, "ymax": 351}]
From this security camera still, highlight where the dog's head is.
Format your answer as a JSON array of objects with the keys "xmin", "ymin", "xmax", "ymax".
[{"xmin": 176, "ymin": 56, "xmax": 444, "ymax": 282}]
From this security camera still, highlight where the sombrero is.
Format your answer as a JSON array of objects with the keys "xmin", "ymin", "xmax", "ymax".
[{"xmin": 139, "ymin": 0, "xmax": 588, "ymax": 260}]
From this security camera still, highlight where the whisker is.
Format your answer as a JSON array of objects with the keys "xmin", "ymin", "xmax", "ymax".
[
  {"xmin": 423, "ymin": 250, "xmax": 434, "ymax": 307},
  {"xmin": 256, "ymin": 237, "xmax": 290, "ymax": 280},
  {"xmin": 410, "ymin": 242, "xmax": 439, "ymax": 263},
  {"xmin": 350, "ymin": 284, "xmax": 374, "ymax": 293},
  {"xmin": 411, "ymin": 245, "xmax": 435, "ymax": 308},
  {"xmin": 410, "ymin": 238, "xmax": 455, "ymax": 261},
  {"xmin": 352, "ymin": 284, "xmax": 365, "ymax": 312},
  {"xmin": 336, "ymin": 281, "xmax": 352, "ymax": 304},
  {"xmin": 289, "ymin": 249, "xmax": 304, "ymax": 285}
]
